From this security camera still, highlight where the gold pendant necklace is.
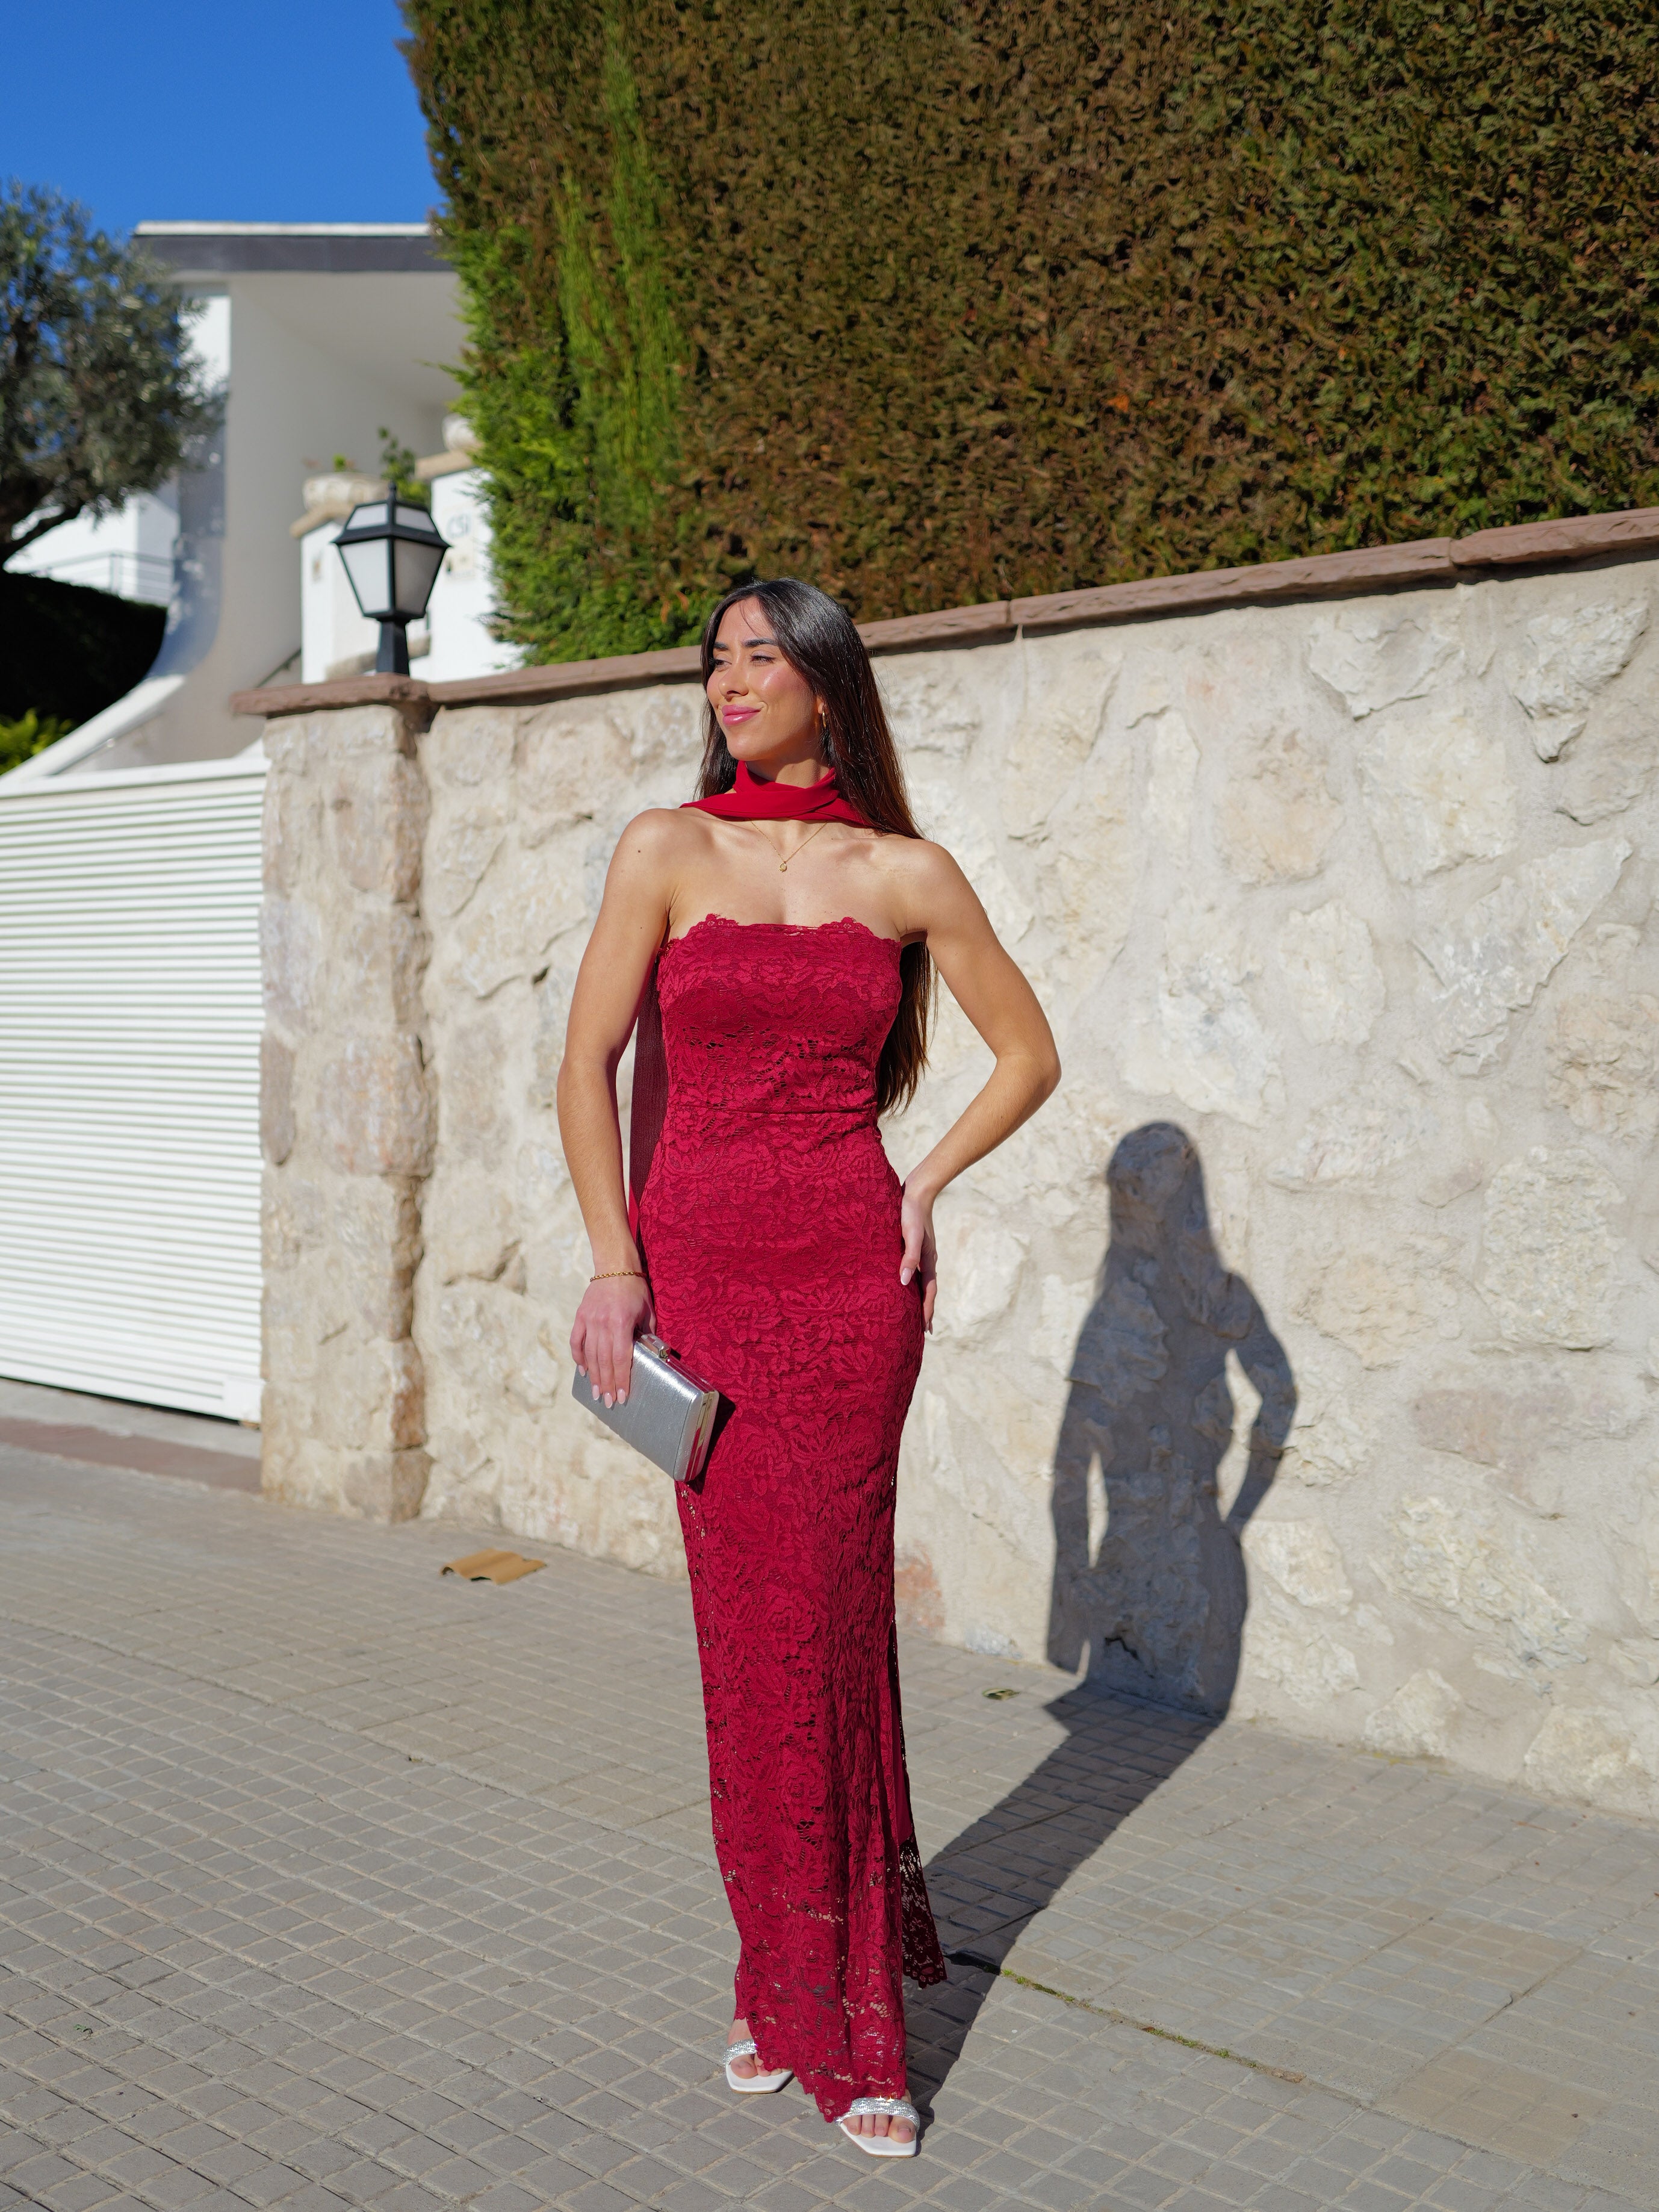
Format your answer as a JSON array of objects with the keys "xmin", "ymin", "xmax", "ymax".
[{"xmin": 749, "ymin": 818, "xmax": 831, "ymax": 872}]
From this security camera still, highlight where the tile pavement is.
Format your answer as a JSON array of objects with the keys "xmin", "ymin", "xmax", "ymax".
[{"xmin": 1, "ymin": 1414, "xmax": 1657, "ymax": 2212}]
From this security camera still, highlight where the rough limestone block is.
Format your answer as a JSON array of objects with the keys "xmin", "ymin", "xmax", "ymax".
[
  {"xmin": 1124, "ymin": 901, "xmax": 1282, "ymax": 1125},
  {"xmin": 444, "ymin": 835, "xmax": 588, "ymax": 1000},
  {"xmin": 261, "ymin": 895, "xmax": 323, "ymax": 1036},
  {"xmin": 910, "ymin": 763, "xmax": 1035, "ymax": 949},
  {"xmin": 1546, "ymin": 990, "xmax": 1659, "ymax": 1143},
  {"xmin": 261, "ymin": 1170, "xmax": 324, "ymax": 1273},
  {"xmin": 1356, "ymin": 707, "xmax": 1517, "ymax": 883},
  {"xmin": 1240, "ymin": 1597, "xmax": 1360, "ymax": 1705},
  {"xmin": 1215, "ymin": 720, "xmax": 1342, "ymax": 884},
  {"xmin": 1269, "ymin": 1081, "xmax": 1433, "ymax": 1189},
  {"xmin": 260, "ymin": 1036, "xmax": 296, "ymax": 1166},
  {"xmin": 1363, "ymin": 1670, "xmax": 1462, "ymax": 1758},
  {"xmin": 424, "ymin": 1165, "xmax": 518, "ymax": 1286},
  {"xmin": 1382, "ymin": 1494, "xmax": 1586, "ymax": 1685},
  {"xmin": 1309, "ymin": 606, "xmax": 1465, "ymax": 718},
  {"xmin": 1244, "ymin": 1517, "xmax": 1354, "ymax": 1610},
  {"xmin": 1522, "ymin": 1705, "xmax": 1657, "ymax": 1818},
  {"xmin": 1296, "ymin": 1229, "xmax": 1459, "ymax": 1367},
  {"xmin": 327, "ymin": 907, "xmax": 430, "ymax": 1032},
  {"xmin": 880, "ymin": 655, "xmax": 984, "ymax": 762},
  {"xmin": 1277, "ymin": 899, "xmax": 1386, "ymax": 1046},
  {"xmin": 1510, "ymin": 599, "xmax": 1649, "ymax": 759},
  {"xmin": 1000, "ymin": 642, "xmax": 1120, "ymax": 837},
  {"xmin": 1554, "ymin": 700, "xmax": 1659, "ymax": 824},
  {"xmin": 516, "ymin": 698, "xmax": 634, "ymax": 840},
  {"xmin": 262, "ymin": 769, "xmax": 317, "ymax": 893},
  {"xmin": 440, "ymin": 1015, "xmax": 510, "ymax": 1167},
  {"xmin": 339, "ymin": 1448, "xmax": 431, "ymax": 1523},
  {"xmin": 1416, "ymin": 839, "xmax": 1631, "ymax": 1071},
  {"xmin": 424, "ymin": 704, "xmax": 516, "ymax": 790},
  {"xmin": 1143, "ymin": 710, "xmax": 1199, "ymax": 851},
  {"xmin": 1280, "ymin": 1356, "xmax": 1375, "ymax": 1488},
  {"xmin": 312, "ymin": 1334, "xmax": 424, "ymax": 1451},
  {"xmin": 427, "ymin": 803, "xmax": 506, "ymax": 918},
  {"xmin": 317, "ymin": 1036, "xmax": 433, "ymax": 1178},
  {"xmin": 1478, "ymin": 1148, "xmax": 1624, "ymax": 1348},
  {"xmin": 326, "ymin": 753, "xmax": 426, "ymax": 899}
]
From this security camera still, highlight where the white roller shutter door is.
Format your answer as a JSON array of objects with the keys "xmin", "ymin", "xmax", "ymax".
[{"xmin": 0, "ymin": 764, "xmax": 265, "ymax": 1420}]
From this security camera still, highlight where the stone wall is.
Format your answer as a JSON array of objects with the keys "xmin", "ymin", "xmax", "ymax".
[{"xmin": 258, "ymin": 545, "xmax": 1659, "ymax": 1821}]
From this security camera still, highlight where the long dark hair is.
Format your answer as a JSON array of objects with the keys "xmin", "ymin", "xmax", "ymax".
[{"xmin": 698, "ymin": 577, "xmax": 932, "ymax": 1116}]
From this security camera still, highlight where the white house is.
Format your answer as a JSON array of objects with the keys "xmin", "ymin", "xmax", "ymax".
[
  {"xmin": 294, "ymin": 412, "xmax": 517, "ymax": 685},
  {"xmin": 7, "ymin": 486, "xmax": 179, "ymax": 605},
  {"xmin": 4, "ymin": 222, "xmax": 506, "ymax": 785},
  {"xmin": 0, "ymin": 223, "xmax": 512, "ymax": 1422}
]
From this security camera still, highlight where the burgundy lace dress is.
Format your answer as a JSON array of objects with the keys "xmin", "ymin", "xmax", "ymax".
[{"xmin": 636, "ymin": 915, "xmax": 947, "ymax": 2119}]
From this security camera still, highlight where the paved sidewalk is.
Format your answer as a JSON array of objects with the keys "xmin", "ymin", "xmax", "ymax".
[{"xmin": 2, "ymin": 1422, "xmax": 1658, "ymax": 2212}]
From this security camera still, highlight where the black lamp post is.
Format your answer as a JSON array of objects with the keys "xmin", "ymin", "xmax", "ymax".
[{"xmin": 334, "ymin": 497, "xmax": 450, "ymax": 675}]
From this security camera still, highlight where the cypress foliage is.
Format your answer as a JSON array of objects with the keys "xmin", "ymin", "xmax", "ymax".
[{"xmin": 404, "ymin": 0, "xmax": 1659, "ymax": 659}]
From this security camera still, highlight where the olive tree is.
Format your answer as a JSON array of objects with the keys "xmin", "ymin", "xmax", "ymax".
[{"xmin": 1, "ymin": 181, "xmax": 219, "ymax": 567}]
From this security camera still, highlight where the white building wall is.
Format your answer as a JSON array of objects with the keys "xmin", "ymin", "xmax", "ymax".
[
  {"xmin": 412, "ymin": 467, "xmax": 520, "ymax": 683},
  {"xmin": 9, "ymin": 487, "xmax": 180, "ymax": 606},
  {"xmin": 299, "ymin": 518, "xmax": 382, "ymax": 683}
]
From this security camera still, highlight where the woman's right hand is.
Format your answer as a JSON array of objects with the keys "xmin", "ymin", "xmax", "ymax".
[{"xmin": 570, "ymin": 1273, "xmax": 654, "ymax": 1408}]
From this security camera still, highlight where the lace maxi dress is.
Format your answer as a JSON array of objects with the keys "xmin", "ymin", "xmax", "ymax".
[{"xmin": 636, "ymin": 915, "xmax": 947, "ymax": 2119}]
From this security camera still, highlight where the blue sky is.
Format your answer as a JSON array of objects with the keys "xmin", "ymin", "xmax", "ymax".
[{"xmin": 1, "ymin": 0, "xmax": 435, "ymax": 239}]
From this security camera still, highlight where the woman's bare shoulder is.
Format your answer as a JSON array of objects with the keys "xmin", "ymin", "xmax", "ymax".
[
  {"xmin": 615, "ymin": 804, "xmax": 702, "ymax": 847},
  {"xmin": 878, "ymin": 833, "xmax": 973, "ymax": 897},
  {"xmin": 607, "ymin": 805, "xmax": 711, "ymax": 873}
]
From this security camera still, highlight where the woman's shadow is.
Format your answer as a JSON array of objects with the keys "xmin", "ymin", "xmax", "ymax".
[{"xmin": 908, "ymin": 1122, "xmax": 1295, "ymax": 2111}]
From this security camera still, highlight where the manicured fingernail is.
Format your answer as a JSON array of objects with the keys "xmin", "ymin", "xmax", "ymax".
[
  {"xmin": 617, "ymin": 1390, "xmax": 627, "ymax": 1404},
  {"xmin": 591, "ymin": 1384, "xmax": 600, "ymax": 1400},
  {"xmin": 603, "ymin": 1393, "xmax": 614, "ymax": 1408},
  {"xmin": 899, "ymin": 1267, "xmax": 913, "ymax": 1284}
]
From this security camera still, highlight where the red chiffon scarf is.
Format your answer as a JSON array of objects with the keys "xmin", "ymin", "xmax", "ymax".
[
  {"xmin": 628, "ymin": 764, "xmax": 866, "ymax": 1236},
  {"xmin": 685, "ymin": 758, "xmax": 867, "ymax": 827}
]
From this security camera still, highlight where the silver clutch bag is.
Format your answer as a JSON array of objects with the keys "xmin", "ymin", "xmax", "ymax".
[{"xmin": 571, "ymin": 1333, "xmax": 719, "ymax": 1483}]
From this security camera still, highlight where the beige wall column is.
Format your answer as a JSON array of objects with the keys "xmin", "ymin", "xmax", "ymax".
[{"xmin": 258, "ymin": 697, "xmax": 434, "ymax": 1520}]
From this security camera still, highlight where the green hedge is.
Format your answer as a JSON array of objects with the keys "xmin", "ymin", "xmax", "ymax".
[
  {"xmin": 0, "ymin": 570, "xmax": 165, "ymax": 729},
  {"xmin": 405, "ymin": 0, "xmax": 1659, "ymax": 661}
]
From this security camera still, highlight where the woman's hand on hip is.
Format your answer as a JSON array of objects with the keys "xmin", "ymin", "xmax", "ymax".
[
  {"xmin": 571, "ymin": 1275, "xmax": 654, "ymax": 1406},
  {"xmin": 899, "ymin": 1180, "xmax": 938, "ymax": 1333}
]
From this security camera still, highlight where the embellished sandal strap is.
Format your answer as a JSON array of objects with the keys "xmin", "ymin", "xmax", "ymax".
[
  {"xmin": 843, "ymin": 2096, "xmax": 919, "ymax": 2124},
  {"xmin": 726, "ymin": 2039, "xmax": 758, "ymax": 2061}
]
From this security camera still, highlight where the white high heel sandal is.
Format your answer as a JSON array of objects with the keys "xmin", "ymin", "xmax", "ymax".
[
  {"xmin": 837, "ymin": 2096, "xmax": 920, "ymax": 2157},
  {"xmin": 724, "ymin": 2037, "xmax": 793, "ymax": 2095}
]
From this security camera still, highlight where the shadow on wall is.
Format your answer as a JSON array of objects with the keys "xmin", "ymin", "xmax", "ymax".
[
  {"xmin": 912, "ymin": 1122, "xmax": 1296, "ymax": 2114},
  {"xmin": 1049, "ymin": 1120, "xmax": 1296, "ymax": 1711}
]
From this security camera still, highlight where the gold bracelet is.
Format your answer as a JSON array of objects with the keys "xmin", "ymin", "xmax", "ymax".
[{"xmin": 590, "ymin": 1268, "xmax": 646, "ymax": 1282}]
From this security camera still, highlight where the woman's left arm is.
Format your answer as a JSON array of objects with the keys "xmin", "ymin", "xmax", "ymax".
[{"xmin": 896, "ymin": 842, "xmax": 1062, "ymax": 1329}]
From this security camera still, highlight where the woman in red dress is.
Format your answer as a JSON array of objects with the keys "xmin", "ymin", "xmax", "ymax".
[{"xmin": 558, "ymin": 580, "xmax": 1059, "ymax": 2157}]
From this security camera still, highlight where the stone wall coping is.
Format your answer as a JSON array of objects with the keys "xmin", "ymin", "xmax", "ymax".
[{"xmin": 231, "ymin": 503, "xmax": 1659, "ymax": 720}]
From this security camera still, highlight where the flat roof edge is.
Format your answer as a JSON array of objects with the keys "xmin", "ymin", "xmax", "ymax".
[
  {"xmin": 137, "ymin": 225, "xmax": 448, "ymax": 275},
  {"xmin": 134, "ymin": 222, "xmax": 432, "ymax": 237}
]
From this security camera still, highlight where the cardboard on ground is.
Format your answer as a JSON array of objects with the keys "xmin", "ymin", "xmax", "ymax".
[{"xmin": 440, "ymin": 1548, "xmax": 545, "ymax": 1584}]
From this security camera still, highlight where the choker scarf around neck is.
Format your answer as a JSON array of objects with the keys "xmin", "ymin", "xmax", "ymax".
[{"xmin": 684, "ymin": 757, "xmax": 867, "ymax": 825}]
